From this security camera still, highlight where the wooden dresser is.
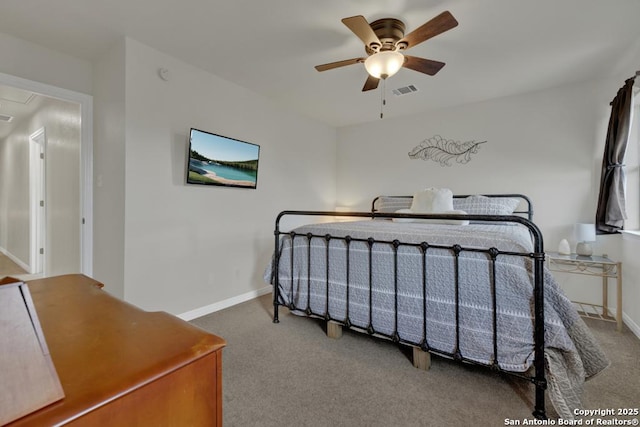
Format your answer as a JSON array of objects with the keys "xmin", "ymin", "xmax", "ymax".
[{"xmin": 5, "ymin": 274, "xmax": 226, "ymax": 426}]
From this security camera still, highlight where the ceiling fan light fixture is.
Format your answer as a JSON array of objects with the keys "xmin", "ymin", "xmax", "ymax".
[{"xmin": 364, "ymin": 51, "xmax": 404, "ymax": 79}]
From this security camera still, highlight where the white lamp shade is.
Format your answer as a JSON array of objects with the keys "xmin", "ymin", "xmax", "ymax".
[
  {"xmin": 364, "ymin": 51, "xmax": 404, "ymax": 79},
  {"xmin": 574, "ymin": 223, "xmax": 596, "ymax": 242}
]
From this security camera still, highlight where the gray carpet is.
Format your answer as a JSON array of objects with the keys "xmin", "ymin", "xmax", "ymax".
[{"xmin": 191, "ymin": 294, "xmax": 640, "ymax": 427}]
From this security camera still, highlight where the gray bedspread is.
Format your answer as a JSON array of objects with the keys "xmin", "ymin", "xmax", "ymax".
[{"xmin": 264, "ymin": 219, "xmax": 609, "ymax": 419}]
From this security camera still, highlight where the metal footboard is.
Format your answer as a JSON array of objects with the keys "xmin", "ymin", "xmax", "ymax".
[{"xmin": 271, "ymin": 209, "xmax": 547, "ymax": 420}]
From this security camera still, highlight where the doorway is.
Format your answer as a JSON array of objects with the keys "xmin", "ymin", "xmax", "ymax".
[{"xmin": 0, "ymin": 72, "xmax": 93, "ymax": 279}]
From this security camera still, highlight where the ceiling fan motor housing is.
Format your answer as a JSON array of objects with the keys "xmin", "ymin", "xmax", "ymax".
[{"xmin": 366, "ymin": 18, "xmax": 406, "ymax": 54}]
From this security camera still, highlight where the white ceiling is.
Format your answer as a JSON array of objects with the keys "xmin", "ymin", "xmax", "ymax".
[{"xmin": 1, "ymin": 0, "xmax": 639, "ymax": 128}]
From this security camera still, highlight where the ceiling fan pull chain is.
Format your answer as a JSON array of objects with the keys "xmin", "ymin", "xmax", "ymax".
[{"xmin": 380, "ymin": 79, "xmax": 386, "ymax": 119}]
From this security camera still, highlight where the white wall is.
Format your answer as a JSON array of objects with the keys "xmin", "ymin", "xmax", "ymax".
[
  {"xmin": 0, "ymin": 32, "xmax": 92, "ymax": 95},
  {"xmin": 0, "ymin": 121, "xmax": 29, "ymax": 263},
  {"xmin": 119, "ymin": 39, "xmax": 336, "ymax": 314},
  {"xmin": 0, "ymin": 96, "xmax": 81, "ymax": 274},
  {"xmin": 620, "ymin": 234, "xmax": 640, "ymax": 334},
  {"xmin": 92, "ymin": 39, "xmax": 126, "ymax": 298},
  {"xmin": 337, "ymin": 80, "xmax": 604, "ymax": 243},
  {"xmin": 336, "ymin": 79, "xmax": 639, "ymax": 333}
]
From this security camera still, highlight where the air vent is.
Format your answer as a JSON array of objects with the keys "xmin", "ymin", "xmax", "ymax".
[
  {"xmin": 0, "ymin": 114, "xmax": 14, "ymax": 122},
  {"xmin": 392, "ymin": 85, "xmax": 419, "ymax": 96}
]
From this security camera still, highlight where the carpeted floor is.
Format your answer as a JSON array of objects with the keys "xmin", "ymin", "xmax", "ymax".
[{"xmin": 191, "ymin": 294, "xmax": 640, "ymax": 427}]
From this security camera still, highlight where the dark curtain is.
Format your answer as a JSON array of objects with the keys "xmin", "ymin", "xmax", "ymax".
[{"xmin": 595, "ymin": 78, "xmax": 635, "ymax": 234}]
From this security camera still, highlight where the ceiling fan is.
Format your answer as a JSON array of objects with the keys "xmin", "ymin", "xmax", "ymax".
[{"xmin": 315, "ymin": 11, "xmax": 458, "ymax": 91}]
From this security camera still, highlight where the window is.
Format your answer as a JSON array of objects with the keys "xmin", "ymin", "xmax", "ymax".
[{"xmin": 624, "ymin": 87, "xmax": 639, "ymax": 231}]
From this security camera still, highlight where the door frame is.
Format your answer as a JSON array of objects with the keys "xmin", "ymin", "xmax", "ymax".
[
  {"xmin": 0, "ymin": 71, "xmax": 93, "ymax": 276},
  {"xmin": 29, "ymin": 127, "xmax": 46, "ymax": 274}
]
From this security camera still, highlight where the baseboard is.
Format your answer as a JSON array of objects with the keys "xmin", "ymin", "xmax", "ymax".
[
  {"xmin": 178, "ymin": 285, "xmax": 272, "ymax": 321},
  {"xmin": 601, "ymin": 306, "xmax": 640, "ymax": 339},
  {"xmin": 0, "ymin": 246, "xmax": 31, "ymax": 273},
  {"xmin": 623, "ymin": 312, "xmax": 640, "ymax": 339}
]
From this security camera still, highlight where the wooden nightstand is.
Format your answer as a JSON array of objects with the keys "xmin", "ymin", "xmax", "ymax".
[{"xmin": 547, "ymin": 252, "xmax": 623, "ymax": 332}]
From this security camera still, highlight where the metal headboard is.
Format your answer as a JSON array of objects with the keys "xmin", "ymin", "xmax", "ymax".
[{"xmin": 371, "ymin": 194, "xmax": 534, "ymax": 221}]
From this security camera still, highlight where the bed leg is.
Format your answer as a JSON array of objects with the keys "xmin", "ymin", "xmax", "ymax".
[
  {"xmin": 327, "ymin": 321, "xmax": 343, "ymax": 339},
  {"xmin": 412, "ymin": 347, "xmax": 431, "ymax": 370}
]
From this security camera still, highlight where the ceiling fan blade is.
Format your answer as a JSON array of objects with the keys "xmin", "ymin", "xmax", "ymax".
[
  {"xmin": 403, "ymin": 56, "xmax": 445, "ymax": 75},
  {"xmin": 399, "ymin": 11, "xmax": 458, "ymax": 49},
  {"xmin": 362, "ymin": 75, "xmax": 380, "ymax": 92},
  {"xmin": 315, "ymin": 58, "xmax": 364, "ymax": 72},
  {"xmin": 342, "ymin": 15, "xmax": 381, "ymax": 49}
]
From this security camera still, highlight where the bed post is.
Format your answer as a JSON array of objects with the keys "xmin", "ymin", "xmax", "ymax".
[
  {"xmin": 528, "ymin": 223, "xmax": 547, "ymax": 420},
  {"xmin": 272, "ymin": 213, "xmax": 283, "ymax": 323}
]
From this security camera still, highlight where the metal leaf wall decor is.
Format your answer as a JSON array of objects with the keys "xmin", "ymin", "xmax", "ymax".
[{"xmin": 408, "ymin": 135, "xmax": 487, "ymax": 167}]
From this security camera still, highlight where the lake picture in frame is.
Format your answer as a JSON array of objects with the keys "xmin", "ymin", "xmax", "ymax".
[{"xmin": 186, "ymin": 128, "xmax": 260, "ymax": 189}]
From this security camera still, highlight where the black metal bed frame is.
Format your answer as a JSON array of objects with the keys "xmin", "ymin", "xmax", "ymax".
[{"xmin": 271, "ymin": 194, "xmax": 547, "ymax": 419}]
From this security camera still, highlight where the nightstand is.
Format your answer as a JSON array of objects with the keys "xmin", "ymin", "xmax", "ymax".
[{"xmin": 547, "ymin": 252, "xmax": 623, "ymax": 332}]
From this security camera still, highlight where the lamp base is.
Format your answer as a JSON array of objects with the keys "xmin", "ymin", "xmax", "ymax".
[{"xmin": 576, "ymin": 242, "xmax": 593, "ymax": 257}]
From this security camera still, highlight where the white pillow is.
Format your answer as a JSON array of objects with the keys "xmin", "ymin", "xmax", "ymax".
[
  {"xmin": 375, "ymin": 197, "xmax": 412, "ymax": 213},
  {"xmin": 410, "ymin": 188, "xmax": 454, "ymax": 213},
  {"xmin": 453, "ymin": 195, "xmax": 520, "ymax": 216},
  {"xmin": 392, "ymin": 208, "xmax": 417, "ymax": 223},
  {"xmin": 392, "ymin": 208, "xmax": 470, "ymax": 225}
]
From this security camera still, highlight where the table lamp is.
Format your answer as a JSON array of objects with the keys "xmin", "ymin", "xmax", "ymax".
[{"xmin": 574, "ymin": 223, "xmax": 596, "ymax": 256}]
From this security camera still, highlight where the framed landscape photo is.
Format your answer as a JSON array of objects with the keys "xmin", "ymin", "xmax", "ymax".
[{"xmin": 186, "ymin": 128, "xmax": 260, "ymax": 189}]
